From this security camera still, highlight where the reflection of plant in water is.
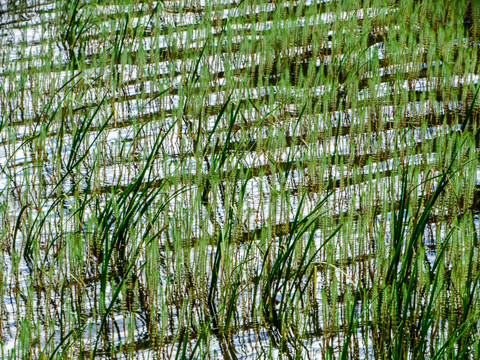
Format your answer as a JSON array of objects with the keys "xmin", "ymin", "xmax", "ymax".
[{"xmin": 1, "ymin": 0, "xmax": 480, "ymax": 358}]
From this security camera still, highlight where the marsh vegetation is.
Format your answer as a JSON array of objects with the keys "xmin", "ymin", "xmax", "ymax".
[{"xmin": 0, "ymin": 0, "xmax": 480, "ymax": 358}]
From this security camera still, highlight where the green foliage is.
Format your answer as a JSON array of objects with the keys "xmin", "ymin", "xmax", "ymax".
[{"xmin": 0, "ymin": 0, "xmax": 479, "ymax": 358}]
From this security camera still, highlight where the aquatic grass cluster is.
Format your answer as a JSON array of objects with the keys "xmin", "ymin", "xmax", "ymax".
[{"xmin": 0, "ymin": 0, "xmax": 480, "ymax": 358}]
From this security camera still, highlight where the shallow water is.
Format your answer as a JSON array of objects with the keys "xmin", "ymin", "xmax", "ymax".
[{"xmin": 1, "ymin": 0, "xmax": 479, "ymax": 358}]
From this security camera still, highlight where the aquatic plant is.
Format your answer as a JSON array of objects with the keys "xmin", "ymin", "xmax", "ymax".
[{"xmin": 0, "ymin": 0, "xmax": 479, "ymax": 359}]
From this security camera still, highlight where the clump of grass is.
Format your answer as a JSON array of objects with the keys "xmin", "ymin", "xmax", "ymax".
[{"xmin": 1, "ymin": 0, "xmax": 480, "ymax": 359}]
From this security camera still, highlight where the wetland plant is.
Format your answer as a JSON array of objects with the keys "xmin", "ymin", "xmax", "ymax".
[{"xmin": 0, "ymin": 0, "xmax": 479, "ymax": 359}]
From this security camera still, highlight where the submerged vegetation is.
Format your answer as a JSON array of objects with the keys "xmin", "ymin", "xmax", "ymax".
[{"xmin": 1, "ymin": 0, "xmax": 480, "ymax": 358}]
